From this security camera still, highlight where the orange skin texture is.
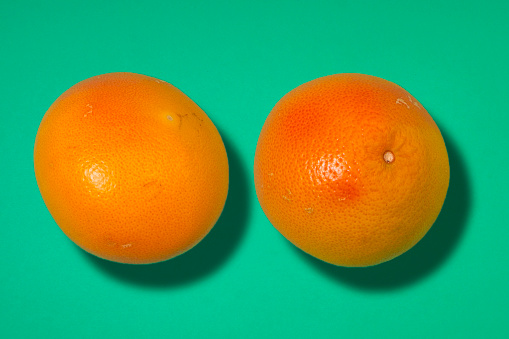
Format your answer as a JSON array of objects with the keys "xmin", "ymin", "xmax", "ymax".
[
  {"xmin": 254, "ymin": 73, "xmax": 449, "ymax": 267},
  {"xmin": 34, "ymin": 73, "xmax": 229, "ymax": 264}
]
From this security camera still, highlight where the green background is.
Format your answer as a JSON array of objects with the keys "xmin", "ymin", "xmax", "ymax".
[{"xmin": 1, "ymin": 1, "xmax": 508, "ymax": 338}]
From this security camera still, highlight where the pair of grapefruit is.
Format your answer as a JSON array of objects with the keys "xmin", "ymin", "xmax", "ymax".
[{"xmin": 34, "ymin": 72, "xmax": 449, "ymax": 267}]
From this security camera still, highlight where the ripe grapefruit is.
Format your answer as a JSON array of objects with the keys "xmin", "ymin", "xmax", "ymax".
[
  {"xmin": 34, "ymin": 72, "xmax": 229, "ymax": 264},
  {"xmin": 254, "ymin": 73, "xmax": 449, "ymax": 267}
]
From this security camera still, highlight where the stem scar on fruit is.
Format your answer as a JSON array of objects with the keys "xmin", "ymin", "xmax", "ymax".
[{"xmin": 383, "ymin": 150, "xmax": 395, "ymax": 164}]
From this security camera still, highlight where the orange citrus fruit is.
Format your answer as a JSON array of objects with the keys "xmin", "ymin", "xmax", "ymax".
[
  {"xmin": 254, "ymin": 73, "xmax": 449, "ymax": 267},
  {"xmin": 34, "ymin": 72, "xmax": 229, "ymax": 264}
]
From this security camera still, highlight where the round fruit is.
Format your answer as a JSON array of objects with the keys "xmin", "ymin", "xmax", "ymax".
[
  {"xmin": 254, "ymin": 73, "xmax": 449, "ymax": 267},
  {"xmin": 34, "ymin": 72, "xmax": 229, "ymax": 264}
]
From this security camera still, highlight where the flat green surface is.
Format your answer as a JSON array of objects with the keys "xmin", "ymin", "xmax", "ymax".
[{"xmin": 1, "ymin": 1, "xmax": 508, "ymax": 338}]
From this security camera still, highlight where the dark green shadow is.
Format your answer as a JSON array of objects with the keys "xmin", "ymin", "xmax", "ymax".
[
  {"xmin": 295, "ymin": 129, "xmax": 470, "ymax": 290},
  {"xmin": 82, "ymin": 133, "xmax": 250, "ymax": 287}
]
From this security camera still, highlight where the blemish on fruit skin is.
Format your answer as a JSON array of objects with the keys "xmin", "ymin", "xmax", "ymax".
[
  {"xmin": 121, "ymin": 243, "xmax": 132, "ymax": 248},
  {"xmin": 305, "ymin": 207, "xmax": 314, "ymax": 214},
  {"xmin": 167, "ymin": 115, "xmax": 173, "ymax": 121},
  {"xmin": 105, "ymin": 237, "xmax": 116, "ymax": 247},
  {"xmin": 192, "ymin": 112, "xmax": 204, "ymax": 123},
  {"xmin": 84, "ymin": 104, "xmax": 93, "ymax": 117},
  {"xmin": 143, "ymin": 180, "xmax": 158, "ymax": 188},
  {"xmin": 398, "ymin": 96, "xmax": 423, "ymax": 110},
  {"xmin": 407, "ymin": 95, "xmax": 422, "ymax": 110},
  {"xmin": 175, "ymin": 112, "xmax": 204, "ymax": 131},
  {"xmin": 176, "ymin": 113, "xmax": 188, "ymax": 129},
  {"xmin": 282, "ymin": 188, "xmax": 293, "ymax": 201},
  {"xmin": 396, "ymin": 98, "xmax": 410, "ymax": 109}
]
